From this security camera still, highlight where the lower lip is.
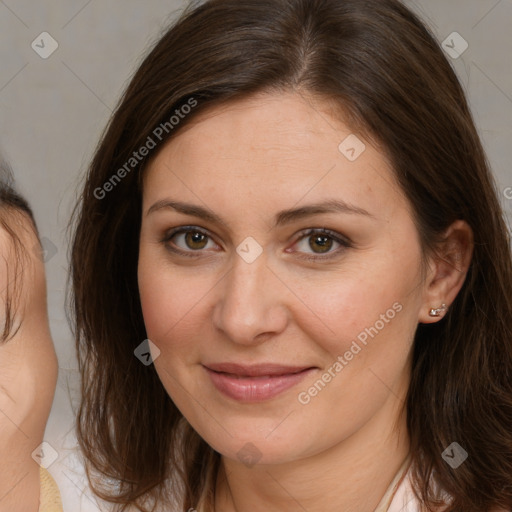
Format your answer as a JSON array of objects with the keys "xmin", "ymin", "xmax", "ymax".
[{"xmin": 204, "ymin": 366, "xmax": 316, "ymax": 403}]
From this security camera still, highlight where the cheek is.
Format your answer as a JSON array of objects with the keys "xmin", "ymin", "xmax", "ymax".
[
  {"xmin": 288, "ymin": 248, "xmax": 422, "ymax": 387},
  {"xmin": 289, "ymin": 265, "xmax": 411, "ymax": 350},
  {"xmin": 137, "ymin": 252, "xmax": 211, "ymax": 348}
]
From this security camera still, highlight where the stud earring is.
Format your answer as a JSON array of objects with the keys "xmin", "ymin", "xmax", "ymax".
[{"xmin": 429, "ymin": 303, "xmax": 447, "ymax": 317}]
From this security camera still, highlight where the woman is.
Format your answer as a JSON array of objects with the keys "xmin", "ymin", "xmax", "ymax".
[
  {"xmin": 0, "ymin": 159, "xmax": 62, "ymax": 512},
  {"xmin": 69, "ymin": 0, "xmax": 512, "ymax": 511}
]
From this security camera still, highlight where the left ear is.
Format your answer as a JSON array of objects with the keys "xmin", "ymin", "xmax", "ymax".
[{"xmin": 418, "ymin": 220, "xmax": 474, "ymax": 324}]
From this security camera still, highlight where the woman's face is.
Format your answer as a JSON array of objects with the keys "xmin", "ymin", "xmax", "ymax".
[
  {"xmin": 0, "ymin": 213, "xmax": 58, "ymax": 503},
  {"xmin": 138, "ymin": 92, "xmax": 430, "ymax": 464}
]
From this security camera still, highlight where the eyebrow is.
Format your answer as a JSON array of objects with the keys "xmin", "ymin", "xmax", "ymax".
[{"xmin": 146, "ymin": 198, "xmax": 374, "ymax": 228}]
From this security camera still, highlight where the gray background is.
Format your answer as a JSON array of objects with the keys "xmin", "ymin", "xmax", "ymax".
[{"xmin": 0, "ymin": 1, "xmax": 511, "ymax": 510}]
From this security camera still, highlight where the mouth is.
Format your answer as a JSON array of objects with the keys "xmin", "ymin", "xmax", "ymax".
[
  {"xmin": 202, "ymin": 363, "xmax": 317, "ymax": 402},
  {"xmin": 204, "ymin": 362, "xmax": 314, "ymax": 377}
]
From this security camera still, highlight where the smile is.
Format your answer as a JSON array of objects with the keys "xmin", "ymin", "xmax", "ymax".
[{"xmin": 203, "ymin": 363, "xmax": 316, "ymax": 402}]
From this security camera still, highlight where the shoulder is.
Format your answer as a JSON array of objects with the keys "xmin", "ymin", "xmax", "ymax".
[
  {"xmin": 387, "ymin": 466, "xmax": 422, "ymax": 512},
  {"xmin": 388, "ymin": 468, "xmax": 511, "ymax": 512},
  {"xmin": 39, "ymin": 466, "xmax": 64, "ymax": 512},
  {"xmin": 387, "ymin": 463, "xmax": 452, "ymax": 512}
]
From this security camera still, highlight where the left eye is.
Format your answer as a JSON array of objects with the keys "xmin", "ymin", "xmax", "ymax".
[{"xmin": 289, "ymin": 228, "xmax": 350, "ymax": 259}]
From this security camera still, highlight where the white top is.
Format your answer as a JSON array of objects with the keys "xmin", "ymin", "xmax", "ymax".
[
  {"xmin": 375, "ymin": 455, "xmax": 459, "ymax": 512},
  {"xmin": 374, "ymin": 454, "xmax": 420, "ymax": 512}
]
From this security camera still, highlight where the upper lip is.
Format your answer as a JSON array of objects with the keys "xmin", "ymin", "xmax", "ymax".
[{"xmin": 203, "ymin": 362, "xmax": 314, "ymax": 377}]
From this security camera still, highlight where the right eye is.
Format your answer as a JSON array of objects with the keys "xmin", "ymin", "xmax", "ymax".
[{"xmin": 161, "ymin": 226, "xmax": 220, "ymax": 257}]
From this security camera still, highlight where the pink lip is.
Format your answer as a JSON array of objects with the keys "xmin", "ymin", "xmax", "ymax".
[{"xmin": 203, "ymin": 363, "xmax": 316, "ymax": 402}]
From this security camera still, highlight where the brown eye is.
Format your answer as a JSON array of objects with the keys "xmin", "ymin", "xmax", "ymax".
[
  {"xmin": 308, "ymin": 234, "xmax": 333, "ymax": 254},
  {"xmin": 290, "ymin": 228, "xmax": 351, "ymax": 261},
  {"xmin": 162, "ymin": 226, "xmax": 218, "ymax": 256},
  {"xmin": 183, "ymin": 231, "xmax": 209, "ymax": 250}
]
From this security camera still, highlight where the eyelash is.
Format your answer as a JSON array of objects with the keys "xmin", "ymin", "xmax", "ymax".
[{"xmin": 160, "ymin": 226, "xmax": 352, "ymax": 261}]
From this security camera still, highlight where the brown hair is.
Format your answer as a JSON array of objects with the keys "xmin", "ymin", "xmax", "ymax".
[
  {"xmin": 68, "ymin": 0, "xmax": 512, "ymax": 510},
  {"xmin": 0, "ymin": 157, "xmax": 39, "ymax": 343}
]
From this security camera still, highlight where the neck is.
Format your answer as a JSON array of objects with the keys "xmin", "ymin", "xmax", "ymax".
[{"xmin": 215, "ymin": 394, "xmax": 410, "ymax": 512}]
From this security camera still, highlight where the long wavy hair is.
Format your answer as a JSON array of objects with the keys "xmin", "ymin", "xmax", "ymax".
[{"xmin": 68, "ymin": 0, "xmax": 512, "ymax": 510}]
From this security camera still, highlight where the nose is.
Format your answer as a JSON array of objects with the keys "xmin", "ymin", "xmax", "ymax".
[{"xmin": 212, "ymin": 250, "xmax": 289, "ymax": 346}]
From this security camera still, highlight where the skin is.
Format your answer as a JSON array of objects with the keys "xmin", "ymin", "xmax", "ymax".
[
  {"xmin": 138, "ymin": 91, "xmax": 473, "ymax": 512},
  {"xmin": 0, "ymin": 211, "xmax": 59, "ymax": 512}
]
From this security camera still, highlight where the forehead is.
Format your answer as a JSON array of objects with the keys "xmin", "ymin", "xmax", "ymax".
[{"xmin": 142, "ymin": 92, "xmax": 408, "ymax": 222}]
